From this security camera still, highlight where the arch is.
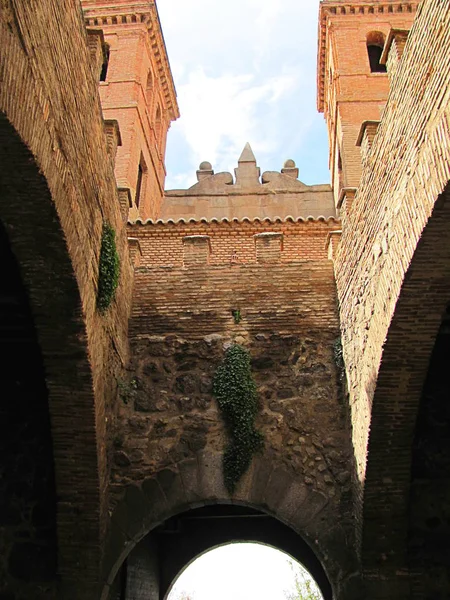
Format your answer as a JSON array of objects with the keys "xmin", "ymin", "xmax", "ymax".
[
  {"xmin": 101, "ymin": 454, "xmax": 360, "ymax": 600},
  {"xmin": 0, "ymin": 117, "xmax": 101, "ymax": 592},
  {"xmin": 0, "ymin": 216, "xmax": 57, "ymax": 596},
  {"xmin": 157, "ymin": 507, "xmax": 330, "ymax": 600},
  {"xmin": 366, "ymin": 31, "xmax": 387, "ymax": 73},
  {"xmin": 407, "ymin": 302, "xmax": 450, "ymax": 596},
  {"xmin": 165, "ymin": 541, "xmax": 324, "ymax": 600},
  {"xmin": 1, "ymin": 1, "xmax": 133, "ymax": 594},
  {"xmin": 361, "ymin": 182, "xmax": 450, "ymax": 591}
]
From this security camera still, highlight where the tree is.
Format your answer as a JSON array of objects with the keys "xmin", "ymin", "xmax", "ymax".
[
  {"xmin": 284, "ymin": 561, "xmax": 322, "ymax": 600},
  {"xmin": 173, "ymin": 591, "xmax": 195, "ymax": 600}
]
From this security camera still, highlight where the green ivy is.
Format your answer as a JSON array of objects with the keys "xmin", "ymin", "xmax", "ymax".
[
  {"xmin": 97, "ymin": 222, "xmax": 120, "ymax": 313},
  {"xmin": 213, "ymin": 344, "xmax": 263, "ymax": 493},
  {"xmin": 232, "ymin": 309, "xmax": 241, "ymax": 324},
  {"xmin": 333, "ymin": 338, "xmax": 345, "ymax": 381}
]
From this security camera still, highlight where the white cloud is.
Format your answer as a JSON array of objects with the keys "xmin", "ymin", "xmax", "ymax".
[{"xmin": 172, "ymin": 68, "xmax": 297, "ymax": 176}]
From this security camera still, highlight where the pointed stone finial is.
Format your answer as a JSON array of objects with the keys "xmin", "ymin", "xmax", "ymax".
[
  {"xmin": 238, "ymin": 142, "xmax": 257, "ymax": 163},
  {"xmin": 235, "ymin": 143, "xmax": 260, "ymax": 187}
]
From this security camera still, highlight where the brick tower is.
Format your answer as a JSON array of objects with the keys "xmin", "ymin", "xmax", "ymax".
[
  {"xmin": 317, "ymin": 1, "xmax": 418, "ymax": 212},
  {"xmin": 82, "ymin": 0, "xmax": 180, "ymax": 220}
]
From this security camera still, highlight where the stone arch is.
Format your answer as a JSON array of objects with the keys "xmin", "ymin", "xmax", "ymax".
[
  {"xmin": 0, "ymin": 114, "xmax": 102, "ymax": 594},
  {"xmin": 102, "ymin": 453, "xmax": 359, "ymax": 600},
  {"xmin": 158, "ymin": 508, "xmax": 331, "ymax": 600},
  {"xmin": 361, "ymin": 182, "xmax": 450, "ymax": 592}
]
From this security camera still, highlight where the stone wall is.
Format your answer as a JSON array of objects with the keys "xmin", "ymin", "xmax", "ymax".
[{"xmin": 105, "ymin": 257, "xmax": 358, "ymax": 596}]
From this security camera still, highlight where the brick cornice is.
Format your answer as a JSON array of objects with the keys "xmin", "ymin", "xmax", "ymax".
[
  {"xmin": 317, "ymin": 1, "xmax": 419, "ymax": 113},
  {"xmin": 82, "ymin": 2, "xmax": 179, "ymax": 122}
]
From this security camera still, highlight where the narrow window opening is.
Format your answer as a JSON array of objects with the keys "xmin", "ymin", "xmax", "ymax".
[
  {"xmin": 135, "ymin": 154, "xmax": 147, "ymax": 208},
  {"xmin": 146, "ymin": 70, "xmax": 153, "ymax": 110},
  {"xmin": 100, "ymin": 43, "xmax": 110, "ymax": 82},
  {"xmin": 155, "ymin": 105, "xmax": 162, "ymax": 148}
]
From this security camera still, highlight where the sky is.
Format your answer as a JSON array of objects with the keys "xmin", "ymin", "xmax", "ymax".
[
  {"xmin": 167, "ymin": 543, "xmax": 323, "ymax": 600},
  {"xmin": 157, "ymin": 0, "xmax": 330, "ymax": 190}
]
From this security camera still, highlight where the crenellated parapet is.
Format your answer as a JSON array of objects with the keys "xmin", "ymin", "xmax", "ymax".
[{"xmin": 162, "ymin": 143, "xmax": 336, "ymax": 221}]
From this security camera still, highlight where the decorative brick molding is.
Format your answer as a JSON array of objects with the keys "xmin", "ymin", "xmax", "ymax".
[
  {"xmin": 118, "ymin": 187, "xmax": 132, "ymax": 223},
  {"xmin": 104, "ymin": 119, "xmax": 122, "ymax": 163},
  {"xmin": 381, "ymin": 28, "xmax": 410, "ymax": 80},
  {"xmin": 356, "ymin": 121, "xmax": 380, "ymax": 163},
  {"xmin": 86, "ymin": 28, "xmax": 105, "ymax": 80},
  {"xmin": 326, "ymin": 230, "xmax": 342, "ymax": 261},
  {"xmin": 128, "ymin": 237, "xmax": 142, "ymax": 268}
]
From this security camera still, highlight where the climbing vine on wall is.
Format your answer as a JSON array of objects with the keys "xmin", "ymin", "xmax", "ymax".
[
  {"xmin": 97, "ymin": 222, "xmax": 120, "ymax": 313},
  {"xmin": 332, "ymin": 338, "xmax": 345, "ymax": 381},
  {"xmin": 213, "ymin": 344, "xmax": 264, "ymax": 493}
]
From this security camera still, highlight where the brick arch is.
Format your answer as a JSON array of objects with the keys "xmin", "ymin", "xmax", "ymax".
[
  {"xmin": 361, "ymin": 182, "xmax": 450, "ymax": 591},
  {"xmin": 102, "ymin": 453, "xmax": 360, "ymax": 600},
  {"xmin": 0, "ymin": 115, "xmax": 102, "ymax": 594},
  {"xmin": 1, "ymin": 1, "xmax": 134, "ymax": 594}
]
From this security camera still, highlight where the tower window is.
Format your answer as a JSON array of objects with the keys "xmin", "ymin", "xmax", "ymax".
[
  {"xmin": 155, "ymin": 105, "xmax": 162, "ymax": 148},
  {"xmin": 146, "ymin": 70, "xmax": 153, "ymax": 110},
  {"xmin": 135, "ymin": 154, "xmax": 147, "ymax": 208},
  {"xmin": 100, "ymin": 43, "xmax": 110, "ymax": 82},
  {"xmin": 366, "ymin": 32, "xmax": 386, "ymax": 73}
]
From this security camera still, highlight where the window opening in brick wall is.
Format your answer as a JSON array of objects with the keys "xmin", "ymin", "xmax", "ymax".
[
  {"xmin": 100, "ymin": 42, "xmax": 110, "ymax": 82},
  {"xmin": 146, "ymin": 70, "xmax": 153, "ymax": 112},
  {"xmin": 155, "ymin": 105, "xmax": 162, "ymax": 149},
  {"xmin": 367, "ymin": 32, "xmax": 387, "ymax": 73},
  {"xmin": 135, "ymin": 153, "xmax": 147, "ymax": 208}
]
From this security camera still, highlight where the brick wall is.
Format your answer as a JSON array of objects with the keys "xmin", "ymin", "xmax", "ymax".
[
  {"xmin": 0, "ymin": 0, "xmax": 134, "ymax": 594},
  {"xmin": 333, "ymin": 0, "xmax": 450, "ymax": 584},
  {"xmin": 318, "ymin": 1, "xmax": 418, "ymax": 207},
  {"xmin": 128, "ymin": 218, "xmax": 340, "ymax": 267},
  {"xmin": 82, "ymin": 0, "xmax": 180, "ymax": 221}
]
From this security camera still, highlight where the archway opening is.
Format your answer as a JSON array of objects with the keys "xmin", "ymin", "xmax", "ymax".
[
  {"xmin": 168, "ymin": 542, "xmax": 323, "ymax": 600},
  {"xmin": 112, "ymin": 504, "xmax": 332, "ymax": 600}
]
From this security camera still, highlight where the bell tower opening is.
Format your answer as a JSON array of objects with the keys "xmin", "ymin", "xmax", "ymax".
[{"xmin": 366, "ymin": 31, "xmax": 387, "ymax": 73}]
